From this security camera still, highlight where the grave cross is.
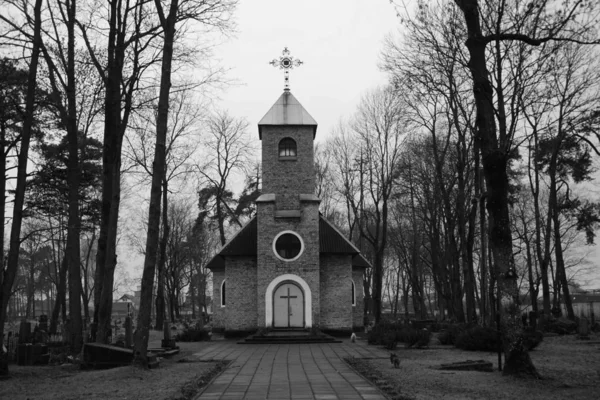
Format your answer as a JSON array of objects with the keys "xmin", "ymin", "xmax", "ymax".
[{"xmin": 269, "ymin": 47, "xmax": 303, "ymax": 91}]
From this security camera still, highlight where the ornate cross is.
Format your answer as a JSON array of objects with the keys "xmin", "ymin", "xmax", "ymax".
[{"xmin": 269, "ymin": 47, "xmax": 303, "ymax": 91}]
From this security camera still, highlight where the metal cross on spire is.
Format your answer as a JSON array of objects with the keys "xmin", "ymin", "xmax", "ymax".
[{"xmin": 269, "ymin": 47, "xmax": 303, "ymax": 91}]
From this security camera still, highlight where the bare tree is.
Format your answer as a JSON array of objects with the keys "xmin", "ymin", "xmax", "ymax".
[
  {"xmin": 135, "ymin": 0, "xmax": 237, "ymax": 367},
  {"xmin": 0, "ymin": 0, "xmax": 43, "ymax": 376},
  {"xmin": 448, "ymin": 0, "xmax": 599, "ymax": 377},
  {"xmin": 197, "ymin": 109, "xmax": 252, "ymax": 245}
]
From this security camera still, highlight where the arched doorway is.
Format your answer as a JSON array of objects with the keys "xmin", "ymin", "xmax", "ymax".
[
  {"xmin": 273, "ymin": 282, "xmax": 304, "ymax": 328},
  {"xmin": 265, "ymin": 274, "xmax": 312, "ymax": 328}
]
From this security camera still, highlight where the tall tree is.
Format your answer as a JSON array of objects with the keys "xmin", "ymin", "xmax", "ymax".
[
  {"xmin": 134, "ymin": 0, "xmax": 237, "ymax": 367},
  {"xmin": 197, "ymin": 109, "xmax": 252, "ymax": 245},
  {"xmin": 0, "ymin": 0, "xmax": 43, "ymax": 376},
  {"xmin": 449, "ymin": 0, "xmax": 599, "ymax": 377}
]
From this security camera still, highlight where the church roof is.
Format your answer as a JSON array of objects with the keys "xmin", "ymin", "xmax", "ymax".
[
  {"xmin": 318, "ymin": 216, "xmax": 360, "ymax": 254},
  {"xmin": 205, "ymin": 214, "xmax": 371, "ymax": 270},
  {"xmin": 258, "ymin": 90, "xmax": 318, "ymax": 139}
]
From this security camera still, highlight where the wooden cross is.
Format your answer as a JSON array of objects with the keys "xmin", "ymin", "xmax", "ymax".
[{"xmin": 279, "ymin": 286, "xmax": 298, "ymax": 326}]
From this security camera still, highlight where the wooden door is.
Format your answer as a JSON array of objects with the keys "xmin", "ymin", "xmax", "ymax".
[{"xmin": 273, "ymin": 283, "xmax": 304, "ymax": 328}]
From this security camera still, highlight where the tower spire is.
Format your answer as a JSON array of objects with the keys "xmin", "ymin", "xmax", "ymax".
[{"xmin": 269, "ymin": 47, "xmax": 303, "ymax": 91}]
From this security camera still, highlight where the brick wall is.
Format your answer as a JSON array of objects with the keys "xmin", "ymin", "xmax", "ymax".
[
  {"xmin": 319, "ymin": 254, "xmax": 353, "ymax": 329},
  {"xmin": 224, "ymin": 256, "xmax": 257, "ymax": 331},
  {"xmin": 261, "ymin": 125, "xmax": 315, "ymax": 198},
  {"xmin": 212, "ymin": 269, "xmax": 225, "ymax": 330},
  {"xmin": 256, "ymin": 200, "xmax": 320, "ymax": 327},
  {"xmin": 352, "ymin": 267, "xmax": 365, "ymax": 330}
]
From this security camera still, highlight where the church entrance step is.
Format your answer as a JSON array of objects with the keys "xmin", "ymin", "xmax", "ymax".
[{"xmin": 238, "ymin": 329, "xmax": 342, "ymax": 344}]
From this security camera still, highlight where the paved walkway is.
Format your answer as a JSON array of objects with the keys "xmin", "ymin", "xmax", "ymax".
[{"xmin": 192, "ymin": 339, "xmax": 390, "ymax": 400}]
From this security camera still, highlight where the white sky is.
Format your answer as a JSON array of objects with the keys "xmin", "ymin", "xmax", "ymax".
[{"xmin": 213, "ymin": 0, "xmax": 400, "ymax": 144}]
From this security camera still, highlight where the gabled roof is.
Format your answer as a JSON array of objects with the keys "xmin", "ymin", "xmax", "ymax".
[
  {"xmin": 220, "ymin": 217, "xmax": 257, "ymax": 256},
  {"xmin": 352, "ymin": 253, "xmax": 372, "ymax": 269},
  {"xmin": 258, "ymin": 90, "xmax": 317, "ymax": 139},
  {"xmin": 319, "ymin": 216, "xmax": 360, "ymax": 254},
  {"xmin": 205, "ymin": 214, "xmax": 371, "ymax": 269}
]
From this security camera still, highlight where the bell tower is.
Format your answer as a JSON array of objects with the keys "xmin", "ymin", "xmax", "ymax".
[{"xmin": 255, "ymin": 48, "xmax": 320, "ymax": 328}]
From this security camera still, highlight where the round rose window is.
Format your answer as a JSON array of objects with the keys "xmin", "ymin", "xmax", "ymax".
[{"xmin": 273, "ymin": 231, "xmax": 303, "ymax": 261}]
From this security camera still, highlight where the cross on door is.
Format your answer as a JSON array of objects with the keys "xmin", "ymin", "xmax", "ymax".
[{"xmin": 279, "ymin": 286, "xmax": 298, "ymax": 327}]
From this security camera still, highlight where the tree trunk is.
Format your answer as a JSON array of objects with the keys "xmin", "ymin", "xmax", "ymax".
[
  {"xmin": 50, "ymin": 257, "xmax": 68, "ymax": 334},
  {"xmin": 94, "ymin": 0, "xmax": 128, "ymax": 344},
  {"xmin": 155, "ymin": 178, "xmax": 169, "ymax": 330},
  {"xmin": 0, "ymin": 122, "xmax": 5, "ymax": 280},
  {"xmin": 0, "ymin": 0, "xmax": 42, "ymax": 376},
  {"xmin": 455, "ymin": 0, "xmax": 539, "ymax": 378},
  {"xmin": 65, "ymin": 0, "xmax": 83, "ymax": 354},
  {"xmin": 133, "ymin": 0, "xmax": 177, "ymax": 367}
]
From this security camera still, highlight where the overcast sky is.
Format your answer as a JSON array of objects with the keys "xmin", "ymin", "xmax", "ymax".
[{"xmin": 213, "ymin": 0, "xmax": 401, "ymax": 143}]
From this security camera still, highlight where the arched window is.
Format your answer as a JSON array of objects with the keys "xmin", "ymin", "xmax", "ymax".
[
  {"xmin": 351, "ymin": 280, "xmax": 356, "ymax": 306},
  {"xmin": 220, "ymin": 280, "xmax": 226, "ymax": 307},
  {"xmin": 279, "ymin": 138, "xmax": 297, "ymax": 158}
]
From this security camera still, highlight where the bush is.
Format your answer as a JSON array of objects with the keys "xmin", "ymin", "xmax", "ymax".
[
  {"xmin": 455, "ymin": 326, "xmax": 500, "ymax": 352},
  {"xmin": 175, "ymin": 325, "xmax": 211, "ymax": 342},
  {"xmin": 367, "ymin": 322, "xmax": 430, "ymax": 349},
  {"xmin": 437, "ymin": 323, "xmax": 469, "ymax": 345},
  {"xmin": 522, "ymin": 328, "xmax": 543, "ymax": 351},
  {"xmin": 397, "ymin": 328, "xmax": 431, "ymax": 348},
  {"xmin": 545, "ymin": 317, "xmax": 577, "ymax": 335}
]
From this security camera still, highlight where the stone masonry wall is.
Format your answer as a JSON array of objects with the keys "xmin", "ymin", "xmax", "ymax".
[
  {"xmin": 352, "ymin": 267, "xmax": 365, "ymax": 330},
  {"xmin": 261, "ymin": 125, "xmax": 314, "ymax": 200},
  {"xmin": 256, "ymin": 200, "xmax": 320, "ymax": 328},
  {"xmin": 212, "ymin": 269, "xmax": 225, "ymax": 330},
  {"xmin": 224, "ymin": 256, "xmax": 257, "ymax": 331},
  {"xmin": 319, "ymin": 254, "xmax": 353, "ymax": 329}
]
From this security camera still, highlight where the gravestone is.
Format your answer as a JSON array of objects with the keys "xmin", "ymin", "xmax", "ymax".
[
  {"xmin": 529, "ymin": 311, "xmax": 537, "ymax": 329},
  {"xmin": 18, "ymin": 321, "xmax": 31, "ymax": 344},
  {"xmin": 161, "ymin": 321, "xmax": 176, "ymax": 348},
  {"xmin": 124, "ymin": 317, "xmax": 132, "ymax": 348},
  {"xmin": 578, "ymin": 317, "xmax": 590, "ymax": 340}
]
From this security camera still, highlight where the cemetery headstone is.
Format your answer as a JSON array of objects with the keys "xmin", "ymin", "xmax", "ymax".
[
  {"xmin": 39, "ymin": 315, "xmax": 48, "ymax": 332},
  {"xmin": 578, "ymin": 317, "xmax": 590, "ymax": 340},
  {"xmin": 529, "ymin": 311, "xmax": 537, "ymax": 329},
  {"xmin": 162, "ymin": 321, "xmax": 176, "ymax": 348},
  {"xmin": 124, "ymin": 316, "xmax": 132, "ymax": 348},
  {"xmin": 18, "ymin": 321, "xmax": 31, "ymax": 344}
]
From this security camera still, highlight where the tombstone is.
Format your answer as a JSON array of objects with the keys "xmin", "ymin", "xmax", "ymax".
[
  {"xmin": 161, "ymin": 321, "xmax": 175, "ymax": 349},
  {"xmin": 18, "ymin": 321, "xmax": 32, "ymax": 344},
  {"xmin": 38, "ymin": 315, "xmax": 49, "ymax": 331},
  {"xmin": 577, "ymin": 317, "xmax": 590, "ymax": 340},
  {"xmin": 124, "ymin": 316, "xmax": 133, "ymax": 348},
  {"xmin": 528, "ymin": 311, "xmax": 537, "ymax": 329}
]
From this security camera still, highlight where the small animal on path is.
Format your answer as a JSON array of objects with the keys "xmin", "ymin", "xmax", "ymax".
[
  {"xmin": 350, "ymin": 332, "xmax": 357, "ymax": 343},
  {"xmin": 390, "ymin": 352, "xmax": 400, "ymax": 368}
]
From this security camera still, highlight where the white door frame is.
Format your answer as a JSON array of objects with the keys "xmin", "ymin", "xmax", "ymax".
[{"xmin": 265, "ymin": 274, "xmax": 312, "ymax": 328}]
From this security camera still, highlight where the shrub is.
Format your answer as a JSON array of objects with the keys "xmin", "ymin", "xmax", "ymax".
[
  {"xmin": 397, "ymin": 328, "xmax": 431, "ymax": 348},
  {"xmin": 455, "ymin": 326, "xmax": 500, "ymax": 352},
  {"xmin": 545, "ymin": 317, "xmax": 577, "ymax": 335},
  {"xmin": 437, "ymin": 323, "xmax": 469, "ymax": 345},
  {"xmin": 522, "ymin": 328, "xmax": 543, "ymax": 351},
  {"xmin": 367, "ymin": 322, "xmax": 430, "ymax": 349},
  {"xmin": 175, "ymin": 325, "xmax": 211, "ymax": 342}
]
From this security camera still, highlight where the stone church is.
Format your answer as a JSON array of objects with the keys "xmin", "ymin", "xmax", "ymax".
[{"xmin": 207, "ymin": 89, "xmax": 370, "ymax": 335}]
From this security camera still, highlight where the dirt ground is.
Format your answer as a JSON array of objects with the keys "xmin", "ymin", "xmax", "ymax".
[
  {"xmin": 359, "ymin": 333, "xmax": 600, "ymax": 400},
  {"xmin": 0, "ymin": 330, "xmax": 221, "ymax": 400}
]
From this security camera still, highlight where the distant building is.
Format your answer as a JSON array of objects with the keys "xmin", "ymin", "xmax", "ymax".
[{"xmin": 562, "ymin": 293, "xmax": 600, "ymax": 322}]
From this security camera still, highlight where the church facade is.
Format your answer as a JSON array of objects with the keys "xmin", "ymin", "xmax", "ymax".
[{"xmin": 207, "ymin": 90, "xmax": 369, "ymax": 335}]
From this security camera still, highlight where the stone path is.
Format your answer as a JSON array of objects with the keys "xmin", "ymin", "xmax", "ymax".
[{"xmin": 192, "ymin": 339, "xmax": 389, "ymax": 400}]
